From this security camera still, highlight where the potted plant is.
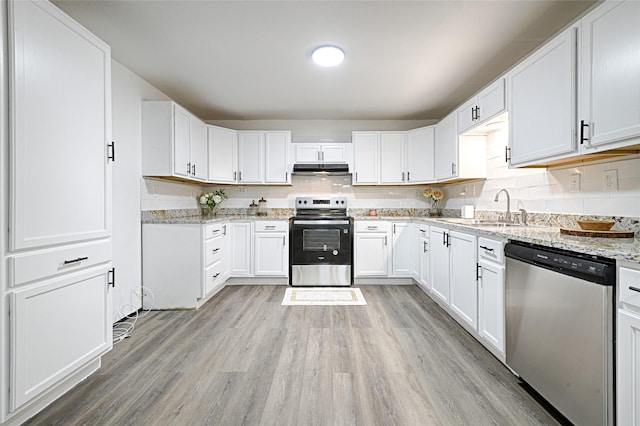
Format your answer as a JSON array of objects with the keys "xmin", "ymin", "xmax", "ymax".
[
  {"xmin": 422, "ymin": 187, "xmax": 444, "ymax": 217},
  {"xmin": 198, "ymin": 189, "xmax": 227, "ymax": 217}
]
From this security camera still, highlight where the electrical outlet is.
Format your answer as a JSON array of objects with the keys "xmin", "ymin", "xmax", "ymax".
[
  {"xmin": 237, "ymin": 186, "xmax": 248, "ymax": 194},
  {"xmin": 570, "ymin": 174, "xmax": 580, "ymax": 192},
  {"xmin": 603, "ymin": 169, "xmax": 618, "ymax": 191}
]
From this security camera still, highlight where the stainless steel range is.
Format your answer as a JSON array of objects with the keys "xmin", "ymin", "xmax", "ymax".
[{"xmin": 289, "ymin": 196, "xmax": 353, "ymax": 286}]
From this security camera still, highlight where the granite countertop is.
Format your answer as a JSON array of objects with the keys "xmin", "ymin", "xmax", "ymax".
[{"xmin": 143, "ymin": 213, "xmax": 292, "ymax": 225}]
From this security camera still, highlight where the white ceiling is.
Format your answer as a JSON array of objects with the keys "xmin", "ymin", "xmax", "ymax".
[{"xmin": 52, "ymin": 0, "xmax": 597, "ymax": 121}]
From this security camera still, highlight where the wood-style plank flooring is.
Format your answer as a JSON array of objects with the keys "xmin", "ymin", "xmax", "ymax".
[{"xmin": 26, "ymin": 285, "xmax": 559, "ymax": 425}]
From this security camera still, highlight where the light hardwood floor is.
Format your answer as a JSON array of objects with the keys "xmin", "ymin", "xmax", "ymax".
[{"xmin": 26, "ymin": 285, "xmax": 560, "ymax": 425}]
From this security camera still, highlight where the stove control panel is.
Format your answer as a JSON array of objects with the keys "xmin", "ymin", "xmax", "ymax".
[{"xmin": 295, "ymin": 196, "xmax": 347, "ymax": 210}]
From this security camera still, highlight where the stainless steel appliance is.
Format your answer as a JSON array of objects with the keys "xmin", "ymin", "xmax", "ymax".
[
  {"xmin": 505, "ymin": 241, "xmax": 615, "ymax": 426},
  {"xmin": 291, "ymin": 163, "xmax": 350, "ymax": 176},
  {"xmin": 289, "ymin": 196, "xmax": 353, "ymax": 286}
]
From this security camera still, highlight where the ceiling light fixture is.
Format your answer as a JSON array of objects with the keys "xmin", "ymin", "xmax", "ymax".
[{"xmin": 312, "ymin": 45, "xmax": 345, "ymax": 67}]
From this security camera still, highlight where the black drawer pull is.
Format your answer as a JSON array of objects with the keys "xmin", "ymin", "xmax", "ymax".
[
  {"xmin": 479, "ymin": 245, "xmax": 494, "ymax": 252},
  {"xmin": 629, "ymin": 286, "xmax": 640, "ymax": 293},
  {"xmin": 213, "ymin": 273, "xmax": 220, "ymax": 279},
  {"xmin": 64, "ymin": 256, "xmax": 88, "ymax": 265},
  {"xmin": 212, "ymin": 248, "xmax": 220, "ymax": 253}
]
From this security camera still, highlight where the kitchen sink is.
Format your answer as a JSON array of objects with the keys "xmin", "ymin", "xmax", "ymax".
[{"xmin": 435, "ymin": 218, "xmax": 527, "ymax": 227}]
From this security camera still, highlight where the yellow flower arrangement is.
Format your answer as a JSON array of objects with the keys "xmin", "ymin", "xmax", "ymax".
[{"xmin": 422, "ymin": 187, "xmax": 444, "ymax": 210}]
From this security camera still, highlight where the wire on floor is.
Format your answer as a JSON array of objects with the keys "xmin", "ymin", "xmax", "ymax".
[{"xmin": 112, "ymin": 286, "xmax": 154, "ymax": 345}]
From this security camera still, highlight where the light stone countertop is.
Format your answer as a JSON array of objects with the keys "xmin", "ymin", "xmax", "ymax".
[{"xmin": 143, "ymin": 212, "xmax": 640, "ymax": 264}]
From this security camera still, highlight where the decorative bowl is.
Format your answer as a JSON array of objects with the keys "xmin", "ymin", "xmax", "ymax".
[{"xmin": 576, "ymin": 220, "xmax": 615, "ymax": 231}]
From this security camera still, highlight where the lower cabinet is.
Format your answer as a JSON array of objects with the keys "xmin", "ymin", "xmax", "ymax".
[
  {"xmin": 254, "ymin": 221, "xmax": 288, "ymax": 276},
  {"xmin": 354, "ymin": 221, "xmax": 391, "ymax": 277},
  {"xmin": 477, "ymin": 237, "xmax": 505, "ymax": 359},
  {"xmin": 429, "ymin": 226, "xmax": 451, "ymax": 304},
  {"xmin": 230, "ymin": 222, "xmax": 252, "ymax": 277},
  {"xmin": 448, "ymin": 231, "xmax": 478, "ymax": 331},
  {"xmin": 10, "ymin": 265, "xmax": 112, "ymax": 411},
  {"xmin": 417, "ymin": 227, "xmax": 430, "ymax": 291},
  {"xmin": 142, "ymin": 223, "xmax": 228, "ymax": 309},
  {"xmin": 391, "ymin": 222, "xmax": 418, "ymax": 277},
  {"xmin": 617, "ymin": 266, "xmax": 640, "ymax": 425}
]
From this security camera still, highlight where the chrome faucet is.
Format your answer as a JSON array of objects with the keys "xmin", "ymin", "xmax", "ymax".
[
  {"xmin": 519, "ymin": 208, "xmax": 528, "ymax": 226},
  {"xmin": 494, "ymin": 189, "xmax": 511, "ymax": 222}
]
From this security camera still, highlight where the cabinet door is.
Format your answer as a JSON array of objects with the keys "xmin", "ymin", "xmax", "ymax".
[
  {"xmin": 208, "ymin": 126, "xmax": 237, "ymax": 183},
  {"xmin": 580, "ymin": 0, "xmax": 640, "ymax": 150},
  {"xmin": 391, "ymin": 223, "xmax": 417, "ymax": 277},
  {"xmin": 418, "ymin": 234, "xmax": 430, "ymax": 290},
  {"xmin": 230, "ymin": 222, "xmax": 252, "ymax": 276},
  {"xmin": 477, "ymin": 79, "xmax": 505, "ymax": 124},
  {"xmin": 429, "ymin": 226, "xmax": 450, "ymax": 303},
  {"xmin": 434, "ymin": 112, "xmax": 458, "ymax": 180},
  {"xmin": 237, "ymin": 132, "xmax": 264, "ymax": 183},
  {"xmin": 457, "ymin": 97, "xmax": 478, "ymax": 134},
  {"xmin": 406, "ymin": 126, "xmax": 435, "ymax": 183},
  {"xmin": 508, "ymin": 27, "xmax": 577, "ymax": 166},
  {"xmin": 265, "ymin": 132, "xmax": 291, "ymax": 183},
  {"xmin": 321, "ymin": 144, "xmax": 347, "ymax": 163},
  {"xmin": 10, "ymin": 0, "xmax": 111, "ymax": 250},
  {"xmin": 449, "ymin": 231, "xmax": 478, "ymax": 331},
  {"xmin": 617, "ymin": 309, "xmax": 640, "ymax": 426},
  {"xmin": 355, "ymin": 233, "xmax": 388, "ymax": 276},
  {"xmin": 189, "ymin": 117, "xmax": 208, "ymax": 180},
  {"xmin": 173, "ymin": 104, "xmax": 191, "ymax": 177},
  {"xmin": 380, "ymin": 132, "xmax": 406, "ymax": 183},
  {"xmin": 478, "ymin": 261, "xmax": 505, "ymax": 356},
  {"xmin": 10, "ymin": 266, "xmax": 112, "ymax": 410},
  {"xmin": 254, "ymin": 232, "xmax": 287, "ymax": 276},
  {"xmin": 352, "ymin": 132, "xmax": 379, "ymax": 184},
  {"xmin": 294, "ymin": 144, "xmax": 322, "ymax": 162}
]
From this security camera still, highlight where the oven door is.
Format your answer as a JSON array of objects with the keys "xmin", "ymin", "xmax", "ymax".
[{"xmin": 289, "ymin": 219, "xmax": 353, "ymax": 286}]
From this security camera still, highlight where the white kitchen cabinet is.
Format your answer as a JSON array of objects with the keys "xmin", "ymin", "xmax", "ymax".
[
  {"xmin": 380, "ymin": 132, "xmax": 406, "ymax": 184},
  {"xmin": 429, "ymin": 226, "xmax": 450, "ymax": 304},
  {"xmin": 507, "ymin": 26, "xmax": 577, "ymax": 166},
  {"xmin": 457, "ymin": 79, "xmax": 505, "ymax": 134},
  {"xmin": 3, "ymin": 0, "xmax": 113, "ymax": 422},
  {"xmin": 579, "ymin": 0, "xmax": 640, "ymax": 152},
  {"xmin": 418, "ymin": 227, "xmax": 430, "ymax": 292},
  {"xmin": 391, "ymin": 222, "xmax": 417, "ymax": 277},
  {"xmin": 10, "ymin": 266, "xmax": 112, "ymax": 410},
  {"xmin": 207, "ymin": 125, "xmax": 238, "ymax": 183},
  {"xmin": 230, "ymin": 222, "xmax": 252, "ymax": 277},
  {"xmin": 142, "ymin": 223, "xmax": 228, "ymax": 309},
  {"xmin": 477, "ymin": 238, "xmax": 505, "ymax": 359},
  {"xmin": 293, "ymin": 143, "xmax": 349, "ymax": 163},
  {"xmin": 253, "ymin": 221, "xmax": 288, "ymax": 276},
  {"xmin": 449, "ymin": 231, "xmax": 478, "ymax": 331},
  {"xmin": 352, "ymin": 132, "xmax": 379, "ymax": 184},
  {"xmin": 354, "ymin": 221, "xmax": 390, "ymax": 277},
  {"xmin": 142, "ymin": 101, "xmax": 208, "ymax": 181},
  {"xmin": 237, "ymin": 131, "xmax": 291, "ymax": 184},
  {"xmin": 406, "ymin": 126, "xmax": 435, "ymax": 183},
  {"xmin": 434, "ymin": 112, "xmax": 486, "ymax": 182},
  {"xmin": 617, "ymin": 266, "xmax": 640, "ymax": 425},
  {"xmin": 9, "ymin": 0, "xmax": 112, "ymax": 251}
]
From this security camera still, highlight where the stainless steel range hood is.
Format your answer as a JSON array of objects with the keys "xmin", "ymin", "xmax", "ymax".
[{"xmin": 292, "ymin": 163, "xmax": 350, "ymax": 176}]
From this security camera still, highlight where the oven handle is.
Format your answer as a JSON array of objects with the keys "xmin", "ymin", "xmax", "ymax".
[{"xmin": 292, "ymin": 220, "xmax": 351, "ymax": 225}]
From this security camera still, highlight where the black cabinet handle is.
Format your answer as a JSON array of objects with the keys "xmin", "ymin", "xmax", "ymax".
[
  {"xmin": 407, "ymin": 171, "xmax": 410, "ymax": 181},
  {"xmin": 64, "ymin": 256, "xmax": 88, "ymax": 265},
  {"xmin": 476, "ymin": 263, "xmax": 482, "ymax": 281},
  {"xmin": 192, "ymin": 163, "xmax": 196, "ymax": 175},
  {"xmin": 187, "ymin": 162, "xmax": 191, "ymax": 175},
  {"xmin": 505, "ymin": 146, "xmax": 511, "ymax": 163},
  {"xmin": 479, "ymin": 245, "xmax": 494, "ymax": 252},
  {"xmin": 446, "ymin": 233, "xmax": 451, "ymax": 247},
  {"xmin": 213, "ymin": 273, "xmax": 220, "ymax": 279},
  {"xmin": 629, "ymin": 286, "xmax": 640, "ymax": 293},
  {"xmin": 423, "ymin": 241, "xmax": 427, "ymax": 253},
  {"xmin": 442, "ymin": 232, "xmax": 446, "ymax": 246},
  {"xmin": 580, "ymin": 120, "xmax": 589, "ymax": 144},
  {"xmin": 107, "ymin": 142, "xmax": 115, "ymax": 162},
  {"xmin": 212, "ymin": 248, "xmax": 220, "ymax": 253},
  {"xmin": 108, "ymin": 267, "xmax": 116, "ymax": 288}
]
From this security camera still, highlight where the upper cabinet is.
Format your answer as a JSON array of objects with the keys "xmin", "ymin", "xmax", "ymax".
[
  {"xmin": 142, "ymin": 101, "xmax": 208, "ymax": 182},
  {"xmin": 579, "ymin": 0, "xmax": 640, "ymax": 151},
  {"xmin": 10, "ymin": 0, "xmax": 112, "ymax": 250},
  {"xmin": 457, "ymin": 79, "xmax": 506, "ymax": 134},
  {"xmin": 207, "ymin": 125, "xmax": 237, "ymax": 183},
  {"xmin": 507, "ymin": 26, "xmax": 578, "ymax": 167},
  {"xmin": 293, "ymin": 143, "xmax": 349, "ymax": 163},
  {"xmin": 352, "ymin": 129, "xmax": 435, "ymax": 185},
  {"xmin": 237, "ymin": 131, "xmax": 291, "ymax": 184},
  {"xmin": 435, "ymin": 112, "xmax": 486, "ymax": 182}
]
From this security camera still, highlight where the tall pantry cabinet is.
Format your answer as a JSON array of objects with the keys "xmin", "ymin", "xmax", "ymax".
[{"xmin": 1, "ymin": 1, "xmax": 113, "ymax": 424}]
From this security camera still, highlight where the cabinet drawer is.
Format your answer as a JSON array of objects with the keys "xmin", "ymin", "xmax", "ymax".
[
  {"xmin": 204, "ymin": 223, "xmax": 226, "ymax": 239},
  {"xmin": 9, "ymin": 239, "xmax": 112, "ymax": 287},
  {"xmin": 205, "ymin": 237, "xmax": 224, "ymax": 266},
  {"xmin": 254, "ymin": 220, "xmax": 288, "ymax": 232},
  {"xmin": 355, "ymin": 221, "xmax": 391, "ymax": 233},
  {"xmin": 205, "ymin": 260, "xmax": 225, "ymax": 295},
  {"xmin": 619, "ymin": 267, "xmax": 640, "ymax": 310},
  {"xmin": 478, "ymin": 237, "xmax": 504, "ymax": 264}
]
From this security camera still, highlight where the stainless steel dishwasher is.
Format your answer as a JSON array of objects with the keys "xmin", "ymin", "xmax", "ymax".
[{"xmin": 505, "ymin": 241, "xmax": 616, "ymax": 426}]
